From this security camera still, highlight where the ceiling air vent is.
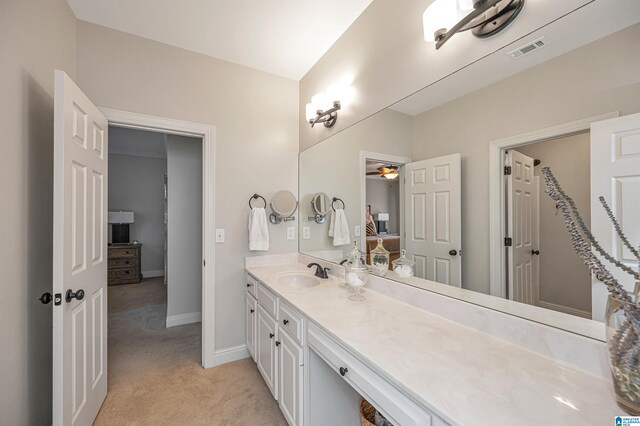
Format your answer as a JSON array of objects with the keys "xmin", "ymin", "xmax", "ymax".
[{"xmin": 507, "ymin": 37, "xmax": 548, "ymax": 59}]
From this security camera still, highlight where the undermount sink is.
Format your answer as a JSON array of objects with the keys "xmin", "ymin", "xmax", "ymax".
[{"xmin": 276, "ymin": 272, "xmax": 321, "ymax": 288}]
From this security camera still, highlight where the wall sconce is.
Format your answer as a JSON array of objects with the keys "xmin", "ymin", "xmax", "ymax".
[
  {"xmin": 423, "ymin": 0, "xmax": 525, "ymax": 50},
  {"xmin": 305, "ymin": 83, "xmax": 353, "ymax": 128}
]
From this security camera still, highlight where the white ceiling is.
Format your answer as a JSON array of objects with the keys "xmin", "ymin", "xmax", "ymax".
[{"xmin": 66, "ymin": 0, "xmax": 373, "ymax": 80}]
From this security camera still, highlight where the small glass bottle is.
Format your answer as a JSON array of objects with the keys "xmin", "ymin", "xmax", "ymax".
[
  {"xmin": 392, "ymin": 249, "xmax": 415, "ymax": 278},
  {"xmin": 370, "ymin": 238, "xmax": 390, "ymax": 277}
]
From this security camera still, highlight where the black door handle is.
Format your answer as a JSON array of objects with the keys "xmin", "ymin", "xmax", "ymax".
[
  {"xmin": 269, "ymin": 333, "xmax": 274, "ymax": 339},
  {"xmin": 65, "ymin": 289, "xmax": 85, "ymax": 303},
  {"xmin": 449, "ymin": 249, "xmax": 458, "ymax": 256},
  {"xmin": 39, "ymin": 292, "xmax": 52, "ymax": 304},
  {"xmin": 531, "ymin": 250, "xmax": 540, "ymax": 256},
  {"xmin": 283, "ymin": 319, "xmax": 289, "ymax": 325},
  {"xmin": 275, "ymin": 341, "xmax": 281, "ymax": 347},
  {"xmin": 250, "ymin": 308, "xmax": 255, "ymax": 314},
  {"xmin": 339, "ymin": 367, "xmax": 348, "ymax": 376}
]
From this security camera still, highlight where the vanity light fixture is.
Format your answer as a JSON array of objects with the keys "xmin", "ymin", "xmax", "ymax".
[
  {"xmin": 424, "ymin": 0, "xmax": 525, "ymax": 50},
  {"xmin": 305, "ymin": 83, "xmax": 353, "ymax": 128}
]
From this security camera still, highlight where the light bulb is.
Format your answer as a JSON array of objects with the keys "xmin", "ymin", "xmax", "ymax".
[
  {"xmin": 305, "ymin": 103, "xmax": 317, "ymax": 122},
  {"xmin": 423, "ymin": 0, "xmax": 459, "ymax": 43},
  {"xmin": 311, "ymin": 93, "xmax": 331, "ymax": 112}
]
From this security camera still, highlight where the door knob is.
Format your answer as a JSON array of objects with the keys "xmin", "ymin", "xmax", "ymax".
[
  {"xmin": 275, "ymin": 341, "xmax": 281, "ymax": 347},
  {"xmin": 269, "ymin": 333, "xmax": 274, "ymax": 339},
  {"xmin": 250, "ymin": 308, "xmax": 255, "ymax": 314},
  {"xmin": 38, "ymin": 292, "xmax": 52, "ymax": 305},
  {"xmin": 283, "ymin": 319, "xmax": 289, "ymax": 325},
  {"xmin": 65, "ymin": 289, "xmax": 85, "ymax": 303},
  {"xmin": 339, "ymin": 367, "xmax": 348, "ymax": 377},
  {"xmin": 449, "ymin": 249, "xmax": 458, "ymax": 256},
  {"xmin": 531, "ymin": 250, "xmax": 540, "ymax": 256}
]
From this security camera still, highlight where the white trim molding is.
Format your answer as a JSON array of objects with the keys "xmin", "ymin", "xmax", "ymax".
[
  {"xmin": 488, "ymin": 112, "xmax": 619, "ymax": 298},
  {"xmin": 142, "ymin": 269, "xmax": 164, "ymax": 278},
  {"xmin": 166, "ymin": 311, "xmax": 202, "ymax": 328},
  {"xmin": 536, "ymin": 301, "xmax": 591, "ymax": 319},
  {"xmin": 100, "ymin": 107, "xmax": 217, "ymax": 368},
  {"xmin": 214, "ymin": 344, "xmax": 250, "ymax": 365}
]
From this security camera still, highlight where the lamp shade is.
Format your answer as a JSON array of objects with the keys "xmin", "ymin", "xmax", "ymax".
[
  {"xmin": 375, "ymin": 213, "xmax": 389, "ymax": 221},
  {"xmin": 423, "ymin": 0, "xmax": 458, "ymax": 43},
  {"xmin": 108, "ymin": 211, "xmax": 134, "ymax": 224}
]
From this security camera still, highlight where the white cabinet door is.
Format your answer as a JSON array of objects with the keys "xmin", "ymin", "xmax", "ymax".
[
  {"xmin": 257, "ymin": 305, "xmax": 278, "ymax": 399},
  {"xmin": 246, "ymin": 293, "xmax": 257, "ymax": 361},
  {"xmin": 278, "ymin": 330, "xmax": 303, "ymax": 426}
]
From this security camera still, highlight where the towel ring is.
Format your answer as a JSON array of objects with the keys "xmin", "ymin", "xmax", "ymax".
[
  {"xmin": 249, "ymin": 194, "xmax": 267, "ymax": 209},
  {"xmin": 331, "ymin": 197, "xmax": 345, "ymax": 211}
]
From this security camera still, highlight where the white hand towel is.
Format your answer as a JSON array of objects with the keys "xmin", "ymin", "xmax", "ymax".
[
  {"xmin": 248, "ymin": 207, "xmax": 269, "ymax": 251},
  {"xmin": 332, "ymin": 209, "xmax": 351, "ymax": 246},
  {"xmin": 328, "ymin": 210, "xmax": 336, "ymax": 237}
]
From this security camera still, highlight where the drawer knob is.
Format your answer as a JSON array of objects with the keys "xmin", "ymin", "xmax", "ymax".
[
  {"xmin": 275, "ymin": 341, "xmax": 281, "ymax": 347},
  {"xmin": 250, "ymin": 309, "xmax": 255, "ymax": 314},
  {"xmin": 339, "ymin": 367, "xmax": 348, "ymax": 377},
  {"xmin": 269, "ymin": 333, "xmax": 274, "ymax": 339},
  {"xmin": 283, "ymin": 319, "xmax": 289, "ymax": 325}
]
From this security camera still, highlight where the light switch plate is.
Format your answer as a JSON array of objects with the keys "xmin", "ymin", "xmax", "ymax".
[
  {"xmin": 215, "ymin": 229, "xmax": 225, "ymax": 243},
  {"xmin": 287, "ymin": 227, "xmax": 295, "ymax": 240},
  {"xmin": 303, "ymin": 227, "xmax": 311, "ymax": 240},
  {"xmin": 354, "ymin": 225, "xmax": 361, "ymax": 237}
]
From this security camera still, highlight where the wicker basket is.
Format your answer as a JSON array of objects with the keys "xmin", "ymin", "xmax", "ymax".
[{"xmin": 360, "ymin": 399, "xmax": 376, "ymax": 426}]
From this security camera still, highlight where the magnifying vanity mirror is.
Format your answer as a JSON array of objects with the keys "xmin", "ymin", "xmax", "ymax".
[
  {"xmin": 308, "ymin": 192, "xmax": 331, "ymax": 224},
  {"xmin": 299, "ymin": 19, "xmax": 640, "ymax": 340},
  {"xmin": 269, "ymin": 190, "xmax": 298, "ymax": 224}
]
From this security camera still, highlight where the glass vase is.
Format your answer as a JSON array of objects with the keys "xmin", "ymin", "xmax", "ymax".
[{"xmin": 606, "ymin": 294, "xmax": 640, "ymax": 415}]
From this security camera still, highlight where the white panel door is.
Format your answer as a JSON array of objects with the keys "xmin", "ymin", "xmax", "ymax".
[
  {"xmin": 591, "ymin": 113, "xmax": 640, "ymax": 321},
  {"xmin": 246, "ymin": 293, "xmax": 257, "ymax": 361},
  {"xmin": 257, "ymin": 305, "xmax": 278, "ymax": 399},
  {"xmin": 506, "ymin": 150, "xmax": 536, "ymax": 304},
  {"xmin": 278, "ymin": 330, "xmax": 303, "ymax": 426},
  {"xmin": 53, "ymin": 70, "xmax": 108, "ymax": 426},
  {"xmin": 404, "ymin": 154, "xmax": 461, "ymax": 286}
]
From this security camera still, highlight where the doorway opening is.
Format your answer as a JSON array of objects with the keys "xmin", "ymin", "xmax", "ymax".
[
  {"xmin": 101, "ymin": 108, "xmax": 216, "ymax": 368},
  {"xmin": 500, "ymin": 132, "xmax": 592, "ymax": 318}
]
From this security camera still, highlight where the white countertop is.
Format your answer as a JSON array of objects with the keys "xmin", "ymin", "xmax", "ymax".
[{"xmin": 246, "ymin": 262, "xmax": 619, "ymax": 426}]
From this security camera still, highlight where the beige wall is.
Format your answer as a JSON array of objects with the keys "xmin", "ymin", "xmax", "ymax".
[
  {"xmin": 166, "ymin": 135, "xmax": 203, "ymax": 319},
  {"xmin": 75, "ymin": 21, "xmax": 299, "ymax": 351},
  {"xmin": 518, "ymin": 133, "xmax": 591, "ymax": 315},
  {"xmin": 300, "ymin": 108, "xmax": 412, "ymax": 255},
  {"xmin": 0, "ymin": 0, "xmax": 77, "ymax": 424},
  {"xmin": 411, "ymin": 24, "xmax": 640, "ymax": 294},
  {"xmin": 109, "ymin": 153, "xmax": 167, "ymax": 273}
]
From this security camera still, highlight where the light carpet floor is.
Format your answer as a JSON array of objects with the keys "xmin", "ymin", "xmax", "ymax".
[{"xmin": 94, "ymin": 277, "xmax": 287, "ymax": 426}]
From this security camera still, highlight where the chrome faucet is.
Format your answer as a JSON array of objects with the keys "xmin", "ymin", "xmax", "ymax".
[{"xmin": 307, "ymin": 262, "xmax": 330, "ymax": 279}]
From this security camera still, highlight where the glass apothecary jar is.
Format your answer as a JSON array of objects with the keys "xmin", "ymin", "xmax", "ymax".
[
  {"xmin": 369, "ymin": 238, "xmax": 390, "ymax": 277},
  {"xmin": 344, "ymin": 256, "xmax": 369, "ymax": 301},
  {"xmin": 392, "ymin": 249, "xmax": 414, "ymax": 278}
]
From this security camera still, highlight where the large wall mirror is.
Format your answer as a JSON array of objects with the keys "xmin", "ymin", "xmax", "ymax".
[{"xmin": 299, "ymin": 10, "xmax": 640, "ymax": 340}]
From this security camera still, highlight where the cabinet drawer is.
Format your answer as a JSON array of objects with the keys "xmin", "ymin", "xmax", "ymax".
[
  {"xmin": 108, "ymin": 267, "xmax": 137, "ymax": 281},
  {"xmin": 307, "ymin": 324, "xmax": 436, "ymax": 426},
  {"xmin": 108, "ymin": 258, "xmax": 137, "ymax": 268},
  {"xmin": 246, "ymin": 273, "xmax": 258, "ymax": 298},
  {"xmin": 257, "ymin": 283, "xmax": 278, "ymax": 319},
  {"xmin": 108, "ymin": 247, "xmax": 137, "ymax": 259},
  {"xmin": 278, "ymin": 302, "xmax": 304, "ymax": 346}
]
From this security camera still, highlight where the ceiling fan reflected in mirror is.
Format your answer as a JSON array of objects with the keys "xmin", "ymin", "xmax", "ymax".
[{"xmin": 367, "ymin": 165, "xmax": 400, "ymax": 180}]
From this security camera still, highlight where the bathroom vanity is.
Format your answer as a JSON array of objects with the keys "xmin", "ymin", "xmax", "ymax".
[{"xmin": 245, "ymin": 256, "xmax": 619, "ymax": 426}]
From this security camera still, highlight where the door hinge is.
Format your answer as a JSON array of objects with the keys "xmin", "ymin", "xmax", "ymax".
[
  {"xmin": 203, "ymin": 259, "xmax": 206, "ymax": 267},
  {"xmin": 504, "ymin": 237, "xmax": 513, "ymax": 247},
  {"xmin": 504, "ymin": 165, "xmax": 512, "ymax": 176}
]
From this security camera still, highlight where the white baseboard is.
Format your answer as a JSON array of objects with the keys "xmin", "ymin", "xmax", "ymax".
[
  {"xmin": 166, "ymin": 311, "xmax": 201, "ymax": 328},
  {"xmin": 214, "ymin": 344, "xmax": 250, "ymax": 366},
  {"xmin": 143, "ymin": 269, "xmax": 164, "ymax": 278},
  {"xmin": 537, "ymin": 300, "xmax": 591, "ymax": 319}
]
